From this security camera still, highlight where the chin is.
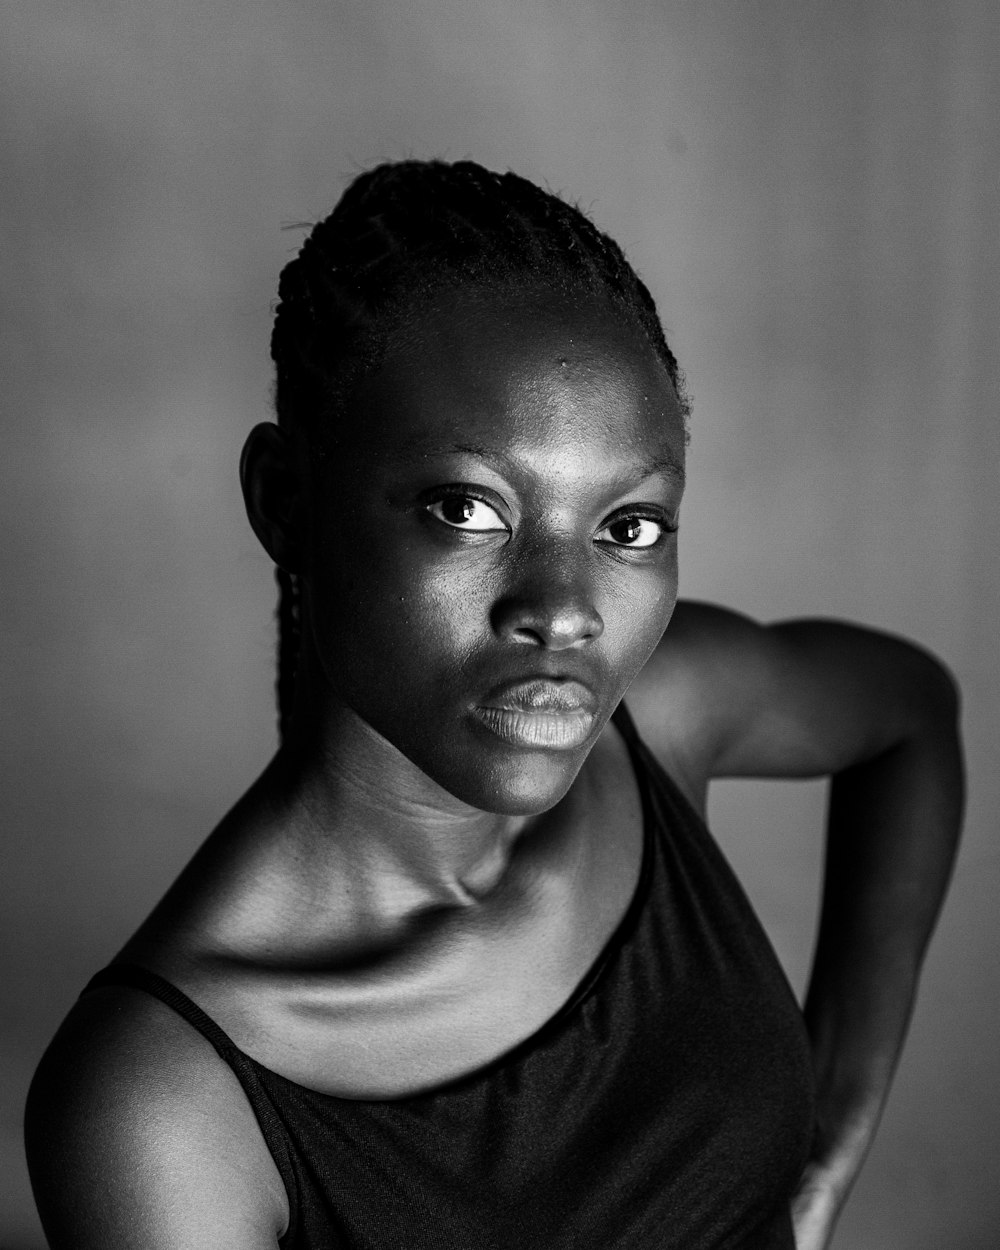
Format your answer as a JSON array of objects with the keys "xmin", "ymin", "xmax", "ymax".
[
  {"xmin": 433, "ymin": 745, "xmax": 588, "ymax": 816},
  {"xmin": 345, "ymin": 700, "xmax": 596, "ymax": 817}
]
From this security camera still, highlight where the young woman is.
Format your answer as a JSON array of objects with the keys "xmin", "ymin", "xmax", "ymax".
[{"xmin": 25, "ymin": 159, "xmax": 963, "ymax": 1250}]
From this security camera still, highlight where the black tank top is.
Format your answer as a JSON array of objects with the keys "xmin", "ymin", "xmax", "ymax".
[{"xmin": 85, "ymin": 703, "xmax": 815, "ymax": 1249}]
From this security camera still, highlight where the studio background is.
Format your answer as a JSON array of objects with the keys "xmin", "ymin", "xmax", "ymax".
[{"xmin": 2, "ymin": 2, "xmax": 997, "ymax": 1247}]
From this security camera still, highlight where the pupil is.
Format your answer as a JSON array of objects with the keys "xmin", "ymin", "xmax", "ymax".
[
  {"xmin": 443, "ymin": 497, "xmax": 475, "ymax": 524},
  {"xmin": 613, "ymin": 519, "xmax": 640, "ymax": 543}
]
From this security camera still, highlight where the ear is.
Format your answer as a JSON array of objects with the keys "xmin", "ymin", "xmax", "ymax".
[{"xmin": 239, "ymin": 423, "xmax": 304, "ymax": 572}]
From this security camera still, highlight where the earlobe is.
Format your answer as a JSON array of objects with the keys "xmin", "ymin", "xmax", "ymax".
[{"xmin": 239, "ymin": 422, "xmax": 304, "ymax": 572}]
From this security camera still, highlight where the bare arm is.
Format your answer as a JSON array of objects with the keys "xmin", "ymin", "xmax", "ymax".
[
  {"xmin": 629, "ymin": 601, "xmax": 964, "ymax": 1249},
  {"xmin": 786, "ymin": 625, "xmax": 962, "ymax": 1248},
  {"xmin": 25, "ymin": 987, "xmax": 288, "ymax": 1249}
]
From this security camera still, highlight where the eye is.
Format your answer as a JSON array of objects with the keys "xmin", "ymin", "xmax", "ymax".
[
  {"xmin": 426, "ymin": 494, "xmax": 508, "ymax": 532},
  {"xmin": 595, "ymin": 515, "xmax": 666, "ymax": 549}
]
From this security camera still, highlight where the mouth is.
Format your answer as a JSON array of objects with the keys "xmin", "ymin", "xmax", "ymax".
[{"xmin": 472, "ymin": 678, "xmax": 598, "ymax": 750}]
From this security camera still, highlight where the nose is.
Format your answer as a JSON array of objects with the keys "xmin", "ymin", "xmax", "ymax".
[{"xmin": 491, "ymin": 555, "xmax": 604, "ymax": 650}]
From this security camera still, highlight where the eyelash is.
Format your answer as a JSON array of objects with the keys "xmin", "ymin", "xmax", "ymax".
[
  {"xmin": 423, "ymin": 487, "xmax": 677, "ymax": 548},
  {"xmin": 596, "ymin": 510, "xmax": 678, "ymax": 550},
  {"xmin": 424, "ymin": 486, "xmax": 509, "ymax": 530}
]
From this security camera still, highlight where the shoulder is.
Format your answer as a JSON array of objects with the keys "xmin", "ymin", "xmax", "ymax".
[
  {"xmin": 25, "ymin": 981, "xmax": 288, "ymax": 1249},
  {"xmin": 626, "ymin": 599, "xmax": 959, "ymax": 787}
]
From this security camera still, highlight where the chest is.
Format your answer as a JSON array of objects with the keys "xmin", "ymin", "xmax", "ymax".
[
  {"xmin": 185, "ymin": 729, "xmax": 646, "ymax": 1099},
  {"xmin": 267, "ymin": 793, "xmax": 816, "ymax": 1250}
]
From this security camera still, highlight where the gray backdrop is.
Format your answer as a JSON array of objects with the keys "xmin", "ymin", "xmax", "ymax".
[{"xmin": 3, "ymin": 2, "xmax": 998, "ymax": 1247}]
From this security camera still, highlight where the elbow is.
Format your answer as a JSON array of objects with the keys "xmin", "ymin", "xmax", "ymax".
[
  {"xmin": 861, "ymin": 639, "xmax": 964, "ymax": 773},
  {"xmin": 907, "ymin": 645, "xmax": 962, "ymax": 732}
]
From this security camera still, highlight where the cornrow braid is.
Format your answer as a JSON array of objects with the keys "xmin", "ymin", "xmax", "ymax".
[
  {"xmin": 268, "ymin": 158, "xmax": 688, "ymax": 740},
  {"xmin": 274, "ymin": 565, "xmax": 300, "ymax": 745}
]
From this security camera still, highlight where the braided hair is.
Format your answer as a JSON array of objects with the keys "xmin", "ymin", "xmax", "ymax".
[{"xmin": 268, "ymin": 158, "xmax": 688, "ymax": 741}]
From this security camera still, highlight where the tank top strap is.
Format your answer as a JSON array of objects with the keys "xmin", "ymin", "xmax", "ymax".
[
  {"xmin": 612, "ymin": 696, "xmax": 708, "ymax": 829},
  {"xmin": 84, "ymin": 963, "xmax": 245, "ymax": 1057},
  {"xmin": 610, "ymin": 697, "xmax": 640, "ymax": 745},
  {"xmin": 82, "ymin": 963, "xmax": 300, "ymax": 1241}
]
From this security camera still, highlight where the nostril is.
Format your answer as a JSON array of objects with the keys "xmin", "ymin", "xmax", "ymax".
[
  {"xmin": 496, "ymin": 602, "xmax": 604, "ymax": 649},
  {"xmin": 511, "ymin": 625, "xmax": 547, "ymax": 646}
]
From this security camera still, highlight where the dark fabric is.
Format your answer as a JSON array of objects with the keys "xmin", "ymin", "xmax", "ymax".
[{"xmin": 84, "ymin": 701, "xmax": 816, "ymax": 1248}]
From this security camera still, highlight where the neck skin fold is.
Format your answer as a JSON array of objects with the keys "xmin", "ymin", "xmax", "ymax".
[{"xmin": 264, "ymin": 679, "xmax": 582, "ymax": 924}]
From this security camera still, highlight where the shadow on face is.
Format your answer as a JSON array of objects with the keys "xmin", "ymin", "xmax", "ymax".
[{"xmin": 248, "ymin": 288, "xmax": 687, "ymax": 815}]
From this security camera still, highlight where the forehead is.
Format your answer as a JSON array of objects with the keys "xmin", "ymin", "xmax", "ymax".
[{"xmin": 339, "ymin": 289, "xmax": 686, "ymax": 475}]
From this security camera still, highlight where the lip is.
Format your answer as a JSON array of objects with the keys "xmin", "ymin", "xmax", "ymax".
[{"xmin": 472, "ymin": 679, "xmax": 598, "ymax": 750}]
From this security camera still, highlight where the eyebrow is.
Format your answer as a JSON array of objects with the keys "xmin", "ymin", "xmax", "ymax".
[
  {"xmin": 387, "ymin": 438, "xmax": 686, "ymax": 484},
  {"xmin": 633, "ymin": 449, "xmax": 686, "ymax": 483}
]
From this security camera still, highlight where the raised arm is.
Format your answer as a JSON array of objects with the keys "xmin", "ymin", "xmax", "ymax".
[
  {"xmin": 628, "ymin": 601, "xmax": 964, "ymax": 1250},
  {"xmin": 25, "ymin": 987, "xmax": 288, "ymax": 1249}
]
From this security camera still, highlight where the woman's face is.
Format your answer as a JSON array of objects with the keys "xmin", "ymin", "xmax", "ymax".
[{"xmin": 299, "ymin": 288, "xmax": 686, "ymax": 815}]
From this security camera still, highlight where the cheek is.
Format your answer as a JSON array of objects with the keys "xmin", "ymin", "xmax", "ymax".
[
  {"xmin": 307, "ymin": 531, "xmax": 492, "ymax": 690},
  {"xmin": 599, "ymin": 553, "xmax": 678, "ymax": 676}
]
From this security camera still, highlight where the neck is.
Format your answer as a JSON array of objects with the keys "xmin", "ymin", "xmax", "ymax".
[{"xmin": 264, "ymin": 697, "xmax": 570, "ymax": 918}]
